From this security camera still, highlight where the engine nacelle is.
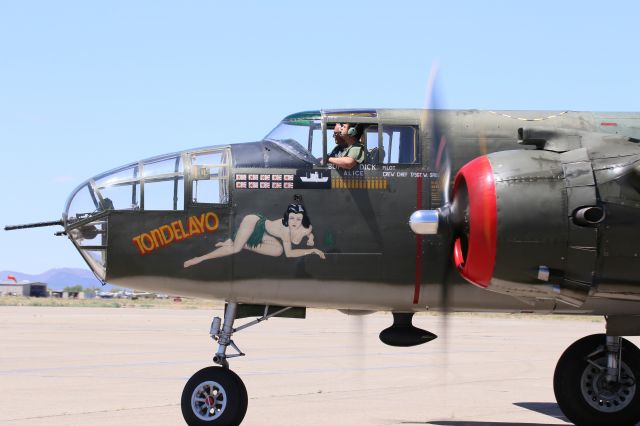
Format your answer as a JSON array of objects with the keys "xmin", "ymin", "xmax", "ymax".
[
  {"xmin": 409, "ymin": 129, "xmax": 640, "ymax": 306},
  {"xmin": 453, "ymin": 149, "xmax": 605, "ymax": 306}
]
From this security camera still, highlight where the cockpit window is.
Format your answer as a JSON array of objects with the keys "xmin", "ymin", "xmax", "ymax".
[
  {"xmin": 264, "ymin": 120, "xmax": 322, "ymax": 165},
  {"xmin": 265, "ymin": 122, "xmax": 313, "ymax": 147},
  {"xmin": 364, "ymin": 125, "xmax": 420, "ymax": 164},
  {"xmin": 65, "ymin": 152, "xmax": 186, "ymax": 223},
  {"xmin": 265, "ymin": 111, "xmax": 422, "ymax": 166},
  {"xmin": 93, "ymin": 165, "xmax": 141, "ymax": 211},
  {"xmin": 266, "ymin": 113, "xmax": 407, "ymax": 166},
  {"xmin": 141, "ymin": 156, "xmax": 184, "ymax": 210},
  {"xmin": 190, "ymin": 149, "xmax": 229, "ymax": 205}
]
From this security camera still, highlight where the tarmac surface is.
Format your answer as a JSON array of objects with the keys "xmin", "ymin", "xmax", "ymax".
[{"xmin": 1, "ymin": 306, "xmax": 634, "ymax": 425}]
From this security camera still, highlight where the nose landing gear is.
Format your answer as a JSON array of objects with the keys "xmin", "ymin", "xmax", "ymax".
[{"xmin": 181, "ymin": 303, "xmax": 294, "ymax": 425}]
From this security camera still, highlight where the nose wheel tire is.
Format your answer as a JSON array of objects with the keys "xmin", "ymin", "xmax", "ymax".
[
  {"xmin": 181, "ymin": 367, "xmax": 248, "ymax": 426},
  {"xmin": 554, "ymin": 334, "xmax": 640, "ymax": 426}
]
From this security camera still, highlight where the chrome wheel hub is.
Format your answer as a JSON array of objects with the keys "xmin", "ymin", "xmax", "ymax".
[
  {"xmin": 581, "ymin": 357, "xmax": 636, "ymax": 413},
  {"xmin": 191, "ymin": 380, "xmax": 228, "ymax": 421}
]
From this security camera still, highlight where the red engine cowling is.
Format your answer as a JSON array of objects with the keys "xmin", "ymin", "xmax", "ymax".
[
  {"xmin": 451, "ymin": 156, "xmax": 497, "ymax": 289},
  {"xmin": 450, "ymin": 150, "xmax": 573, "ymax": 302},
  {"xmin": 445, "ymin": 141, "xmax": 640, "ymax": 306}
]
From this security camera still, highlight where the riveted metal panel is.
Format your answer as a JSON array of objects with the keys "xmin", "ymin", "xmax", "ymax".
[
  {"xmin": 566, "ymin": 186, "xmax": 597, "ymax": 214},
  {"xmin": 565, "ymin": 247, "xmax": 597, "ymax": 283},
  {"xmin": 563, "ymin": 154, "xmax": 598, "ymax": 288},
  {"xmin": 491, "ymin": 150, "xmax": 568, "ymax": 285},
  {"xmin": 560, "ymin": 147, "xmax": 589, "ymax": 164},
  {"xmin": 546, "ymin": 135, "xmax": 582, "ymax": 152},
  {"xmin": 568, "ymin": 222, "xmax": 597, "ymax": 248},
  {"xmin": 563, "ymin": 162, "xmax": 596, "ymax": 187},
  {"xmin": 559, "ymin": 278, "xmax": 591, "ymax": 306}
]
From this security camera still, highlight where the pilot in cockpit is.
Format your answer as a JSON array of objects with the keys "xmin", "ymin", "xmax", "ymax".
[
  {"xmin": 327, "ymin": 123, "xmax": 365, "ymax": 170},
  {"xmin": 328, "ymin": 123, "xmax": 348, "ymax": 158}
]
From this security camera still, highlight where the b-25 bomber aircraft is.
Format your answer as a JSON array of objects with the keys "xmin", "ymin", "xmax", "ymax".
[{"xmin": 8, "ymin": 108, "xmax": 640, "ymax": 425}]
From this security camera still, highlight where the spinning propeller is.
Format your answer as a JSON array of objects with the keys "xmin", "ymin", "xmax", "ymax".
[
  {"xmin": 379, "ymin": 64, "xmax": 466, "ymax": 347},
  {"xmin": 411, "ymin": 64, "xmax": 497, "ymax": 317},
  {"xmin": 410, "ymin": 63, "xmax": 467, "ymax": 318}
]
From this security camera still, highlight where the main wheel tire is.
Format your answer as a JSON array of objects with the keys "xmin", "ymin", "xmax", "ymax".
[
  {"xmin": 554, "ymin": 334, "xmax": 640, "ymax": 426},
  {"xmin": 181, "ymin": 367, "xmax": 248, "ymax": 426}
]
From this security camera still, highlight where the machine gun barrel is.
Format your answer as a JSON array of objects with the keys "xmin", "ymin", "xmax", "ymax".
[{"xmin": 4, "ymin": 220, "xmax": 64, "ymax": 231}]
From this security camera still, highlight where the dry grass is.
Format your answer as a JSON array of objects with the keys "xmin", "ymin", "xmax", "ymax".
[
  {"xmin": 0, "ymin": 295, "xmax": 222, "ymax": 309},
  {"xmin": 0, "ymin": 296, "xmax": 604, "ymax": 322}
]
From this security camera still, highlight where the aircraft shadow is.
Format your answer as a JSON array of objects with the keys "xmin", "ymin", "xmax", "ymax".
[
  {"xmin": 513, "ymin": 402, "xmax": 567, "ymax": 422},
  {"xmin": 409, "ymin": 423, "xmax": 559, "ymax": 426},
  {"xmin": 401, "ymin": 401, "xmax": 570, "ymax": 426}
]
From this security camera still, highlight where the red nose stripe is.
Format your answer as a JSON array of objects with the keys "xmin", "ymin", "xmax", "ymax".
[{"xmin": 453, "ymin": 156, "xmax": 497, "ymax": 288}]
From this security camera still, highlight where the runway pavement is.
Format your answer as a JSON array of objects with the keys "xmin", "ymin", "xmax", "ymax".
[{"xmin": 0, "ymin": 306, "xmax": 629, "ymax": 425}]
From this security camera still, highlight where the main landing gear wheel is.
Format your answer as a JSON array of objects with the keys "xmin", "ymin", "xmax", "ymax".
[
  {"xmin": 181, "ymin": 367, "xmax": 248, "ymax": 426},
  {"xmin": 554, "ymin": 334, "xmax": 640, "ymax": 426}
]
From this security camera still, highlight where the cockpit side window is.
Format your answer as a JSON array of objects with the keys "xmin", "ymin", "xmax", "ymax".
[
  {"xmin": 311, "ymin": 126, "xmax": 324, "ymax": 161},
  {"xmin": 189, "ymin": 149, "xmax": 230, "ymax": 205},
  {"xmin": 364, "ymin": 126, "xmax": 382, "ymax": 163},
  {"xmin": 364, "ymin": 125, "xmax": 419, "ymax": 164},
  {"xmin": 141, "ymin": 156, "xmax": 184, "ymax": 210},
  {"xmin": 266, "ymin": 117, "xmax": 418, "ymax": 166}
]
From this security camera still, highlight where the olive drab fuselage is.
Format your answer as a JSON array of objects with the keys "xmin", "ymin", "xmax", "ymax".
[{"xmin": 63, "ymin": 109, "xmax": 640, "ymax": 315}]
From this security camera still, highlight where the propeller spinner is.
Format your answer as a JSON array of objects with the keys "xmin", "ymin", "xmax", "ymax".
[{"xmin": 410, "ymin": 155, "xmax": 497, "ymax": 290}]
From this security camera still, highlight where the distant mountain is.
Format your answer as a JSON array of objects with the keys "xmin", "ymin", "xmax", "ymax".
[{"xmin": 0, "ymin": 268, "xmax": 113, "ymax": 290}]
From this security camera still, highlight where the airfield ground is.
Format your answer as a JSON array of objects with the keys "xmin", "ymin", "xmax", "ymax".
[{"xmin": 0, "ymin": 301, "xmax": 631, "ymax": 425}]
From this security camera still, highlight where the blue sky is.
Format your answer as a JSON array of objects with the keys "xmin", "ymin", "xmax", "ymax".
[{"xmin": 1, "ymin": 1, "xmax": 639, "ymax": 273}]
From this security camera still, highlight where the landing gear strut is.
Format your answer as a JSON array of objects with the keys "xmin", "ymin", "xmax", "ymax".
[
  {"xmin": 554, "ymin": 334, "xmax": 640, "ymax": 426},
  {"xmin": 181, "ymin": 303, "xmax": 293, "ymax": 425}
]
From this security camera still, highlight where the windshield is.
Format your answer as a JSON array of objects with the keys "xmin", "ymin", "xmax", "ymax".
[{"xmin": 264, "ymin": 120, "xmax": 322, "ymax": 165}]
